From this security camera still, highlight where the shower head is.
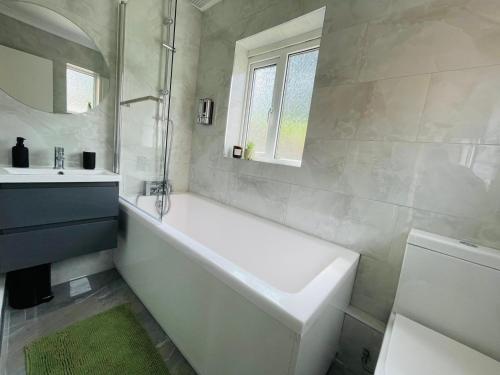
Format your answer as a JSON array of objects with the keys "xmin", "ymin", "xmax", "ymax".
[{"xmin": 191, "ymin": 0, "xmax": 222, "ymax": 11}]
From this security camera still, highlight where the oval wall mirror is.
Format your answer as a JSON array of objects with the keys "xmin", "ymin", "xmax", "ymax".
[{"xmin": 0, "ymin": 1, "xmax": 110, "ymax": 114}]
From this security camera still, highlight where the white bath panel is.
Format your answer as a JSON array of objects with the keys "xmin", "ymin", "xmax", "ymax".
[{"xmin": 115, "ymin": 193, "xmax": 359, "ymax": 375}]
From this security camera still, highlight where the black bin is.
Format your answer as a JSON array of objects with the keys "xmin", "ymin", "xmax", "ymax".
[{"xmin": 6, "ymin": 264, "xmax": 54, "ymax": 309}]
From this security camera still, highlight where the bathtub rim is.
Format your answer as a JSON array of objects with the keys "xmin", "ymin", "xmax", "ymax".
[{"xmin": 119, "ymin": 194, "xmax": 359, "ymax": 334}]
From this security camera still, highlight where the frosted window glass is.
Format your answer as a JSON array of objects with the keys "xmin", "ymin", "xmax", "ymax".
[
  {"xmin": 276, "ymin": 49, "xmax": 319, "ymax": 161},
  {"xmin": 67, "ymin": 66, "xmax": 95, "ymax": 114},
  {"xmin": 246, "ymin": 64, "xmax": 277, "ymax": 155}
]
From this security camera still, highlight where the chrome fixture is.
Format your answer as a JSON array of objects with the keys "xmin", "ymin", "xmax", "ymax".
[
  {"xmin": 113, "ymin": 1, "xmax": 126, "ymax": 174},
  {"xmin": 116, "ymin": 17, "xmax": 175, "ymax": 110},
  {"xmin": 54, "ymin": 147, "xmax": 64, "ymax": 169},
  {"xmin": 113, "ymin": 0, "xmax": 178, "ymax": 217},
  {"xmin": 197, "ymin": 98, "xmax": 214, "ymax": 125},
  {"xmin": 144, "ymin": 180, "xmax": 166, "ymax": 196},
  {"xmin": 120, "ymin": 96, "xmax": 163, "ymax": 107},
  {"xmin": 154, "ymin": 0, "xmax": 178, "ymax": 216},
  {"xmin": 162, "ymin": 43, "xmax": 176, "ymax": 52}
]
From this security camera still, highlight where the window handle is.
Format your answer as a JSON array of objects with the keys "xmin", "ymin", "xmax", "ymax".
[{"xmin": 267, "ymin": 107, "xmax": 273, "ymax": 122}]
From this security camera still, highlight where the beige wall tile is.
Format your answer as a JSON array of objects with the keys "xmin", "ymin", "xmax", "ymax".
[
  {"xmin": 418, "ymin": 65, "xmax": 500, "ymax": 144},
  {"xmin": 360, "ymin": 5, "xmax": 500, "ymax": 82},
  {"xmin": 323, "ymin": 0, "xmax": 392, "ymax": 32},
  {"xmin": 350, "ymin": 255, "xmax": 400, "ymax": 322},
  {"xmin": 189, "ymin": 165, "xmax": 230, "ymax": 203},
  {"xmin": 285, "ymin": 186, "xmax": 352, "ymax": 242},
  {"xmin": 413, "ymin": 143, "xmax": 500, "ymax": 218},
  {"xmin": 315, "ymin": 23, "xmax": 367, "ymax": 86},
  {"xmin": 227, "ymin": 174, "xmax": 292, "ymax": 223},
  {"xmin": 339, "ymin": 141, "xmax": 420, "ymax": 206},
  {"xmin": 356, "ymin": 75, "xmax": 431, "ymax": 141},
  {"xmin": 307, "ymin": 83, "xmax": 371, "ymax": 140},
  {"xmin": 333, "ymin": 197, "xmax": 400, "ymax": 261}
]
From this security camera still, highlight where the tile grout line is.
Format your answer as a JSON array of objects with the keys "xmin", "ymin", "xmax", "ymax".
[
  {"xmin": 326, "ymin": 61, "xmax": 500, "ymax": 91},
  {"xmin": 199, "ymin": 163, "xmax": 498, "ymax": 224}
]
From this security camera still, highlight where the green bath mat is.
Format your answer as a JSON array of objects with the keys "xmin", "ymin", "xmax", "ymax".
[{"xmin": 25, "ymin": 304, "xmax": 170, "ymax": 375}]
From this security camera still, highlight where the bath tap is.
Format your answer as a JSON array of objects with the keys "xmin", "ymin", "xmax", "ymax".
[{"xmin": 54, "ymin": 146, "xmax": 64, "ymax": 169}]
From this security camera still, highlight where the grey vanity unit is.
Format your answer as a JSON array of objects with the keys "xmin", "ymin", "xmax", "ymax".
[{"xmin": 0, "ymin": 170, "xmax": 120, "ymax": 273}]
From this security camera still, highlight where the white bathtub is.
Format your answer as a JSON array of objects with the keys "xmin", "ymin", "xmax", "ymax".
[{"xmin": 114, "ymin": 193, "xmax": 359, "ymax": 375}]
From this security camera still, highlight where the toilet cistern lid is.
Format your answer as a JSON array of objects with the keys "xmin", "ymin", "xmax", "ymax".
[{"xmin": 383, "ymin": 314, "xmax": 500, "ymax": 375}]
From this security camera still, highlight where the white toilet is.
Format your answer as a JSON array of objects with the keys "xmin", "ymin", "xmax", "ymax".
[{"xmin": 375, "ymin": 229, "xmax": 500, "ymax": 374}]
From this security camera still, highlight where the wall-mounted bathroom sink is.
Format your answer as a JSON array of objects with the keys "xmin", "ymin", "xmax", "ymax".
[{"xmin": 0, "ymin": 167, "xmax": 121, "ymax": 183}]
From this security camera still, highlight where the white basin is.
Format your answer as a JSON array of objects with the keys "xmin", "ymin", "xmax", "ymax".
[{"xmin": 0, "ymin": 167, "xmax": 121, "ymax": 183}]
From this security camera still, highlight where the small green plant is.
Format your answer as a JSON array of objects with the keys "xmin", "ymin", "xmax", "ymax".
[{"xmin": 245, "ymin": 142, "xmax": 255, "ymax": 160}]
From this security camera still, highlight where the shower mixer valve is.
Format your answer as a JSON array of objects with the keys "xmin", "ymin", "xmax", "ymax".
[{"xmin": 144, "ymin": 180, "xmax": 168, "ymax": 196}]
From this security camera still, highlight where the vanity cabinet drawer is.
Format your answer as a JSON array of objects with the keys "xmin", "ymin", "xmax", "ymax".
[
  {"xmin": 0, "ymin": 183, "xmax": 118, "ymax": 230},
  {"xmin": 0, "ymin": 219, "xmax": 117, "ymax": 273}
]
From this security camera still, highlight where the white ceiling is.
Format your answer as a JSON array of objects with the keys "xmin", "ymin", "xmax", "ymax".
[{"xmin": 0, "ymin": 2, "xmax": 98, "ymax": 50}]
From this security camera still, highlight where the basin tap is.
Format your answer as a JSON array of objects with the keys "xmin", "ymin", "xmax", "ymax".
[{"xmin": 54, "ymin": 147, "xmax": 64, "ymax": 169}]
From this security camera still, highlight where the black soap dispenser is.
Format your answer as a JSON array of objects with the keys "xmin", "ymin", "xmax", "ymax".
[{"xmin": 12, "ymin": 137, "xmax": 29, "ymax": 168}]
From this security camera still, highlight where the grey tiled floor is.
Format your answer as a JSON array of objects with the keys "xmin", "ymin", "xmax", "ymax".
[{"xmin": 0, "ymin": 269, "xmax": 196, "ymax": 375}]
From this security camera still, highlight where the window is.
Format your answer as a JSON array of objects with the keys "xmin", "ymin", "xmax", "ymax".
[
  {"xmin": 242, "ymin": 39, "xmax": 319, "ymax": 166},
  {"xmin": 225, "ymin": 7, "xmax": 325, "ymax": 166},
  {"xmin": 66, "ymin": 64, "xmax": 100, "ymax": 114}
]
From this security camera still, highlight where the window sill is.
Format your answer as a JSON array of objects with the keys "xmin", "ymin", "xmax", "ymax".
[{"xmin": 227, "ymin": 155, "xmax": 301, "ymax": 168}]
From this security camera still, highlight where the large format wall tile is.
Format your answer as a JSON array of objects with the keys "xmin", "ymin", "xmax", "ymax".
[
  {"xmin": 202, "ymin": 0, "xmax": 283, "ymax": 37},
  {"xmin": 412, "ymin": 143, "xmax": 500, "ymax": 218},
  {"xmin": 297, "ymin": 139, "xmax": 349, "ymax": 190},
  {"xmin": 244, "ymin": 139, "xmax": 349, "ymax": 191},
  {"xmin": 323, "ymin": 0, "xmax": 392, "ymax": 32},
  {"xmin": 189, "ymin": 166, "xmax": 230, "ymax": 203},
  {"xmin": 360, "ymin": 5, "xmax": 500, "ymax": 82},
  {"xmin": 333, "ymin": 197, "xmax": 399, "ymax": 262},
  {"xmin": 232, "ymin": 1, "xmax": 305, "ymax": 42},
  {"xmin": 339, "ymin": 141, "xmax": 420, "ymax": 206},
  {"xmin": 315, "ymin": 23, "xmax": 367, "ymax": 87},
  {"xmin": 470, "ymin": 145, "xmax": 500, "ymax": 218},
  {"xmin": 307, "ymin": 83, "xmax": 371, "ymax": 140},
  {"xmin": 227, "ymin": 174, "xmax": 292, "ymax": 223},
  {"xmin": 286, "ymin": 186, "xmax": 400, "ymax": 262},
  {"xmin": 466, "ymin": 0, "xmax": 500, "ymax": 24},
  {"xmin": 418, "ymin": 65, "xmax": 500, "ymax": 144},
  {"xmin": 285, "ymin": 186, "xmax": 352, "ymax": 243},
  {"xmin": 350, "ymin": 255, "xmax": 400, "ymax": 322},
  {"xmin": 477, "ymin": 217, "xmax": 500, "ymax": 249},
  {"xmin": 355, "ymin": 75, "xmax": 430, "ymax": 141},
  {"xmin": 308, "ymin": 75, "xmax": 430, "ymax": 142}
]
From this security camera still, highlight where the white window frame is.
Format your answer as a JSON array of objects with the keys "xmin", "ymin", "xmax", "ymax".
[
  {"xmin": 241, "ymin": 36, "xmax": 320, "ymax": 167},
  {"xmin": 66, "ymin": 63, "xmax": 101, "ymax": 113}
]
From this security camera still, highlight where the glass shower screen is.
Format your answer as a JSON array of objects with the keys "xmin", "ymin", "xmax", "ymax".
[{"xmin": 115, "ymin": 0, "xmax": 177, "ymax": 221}]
